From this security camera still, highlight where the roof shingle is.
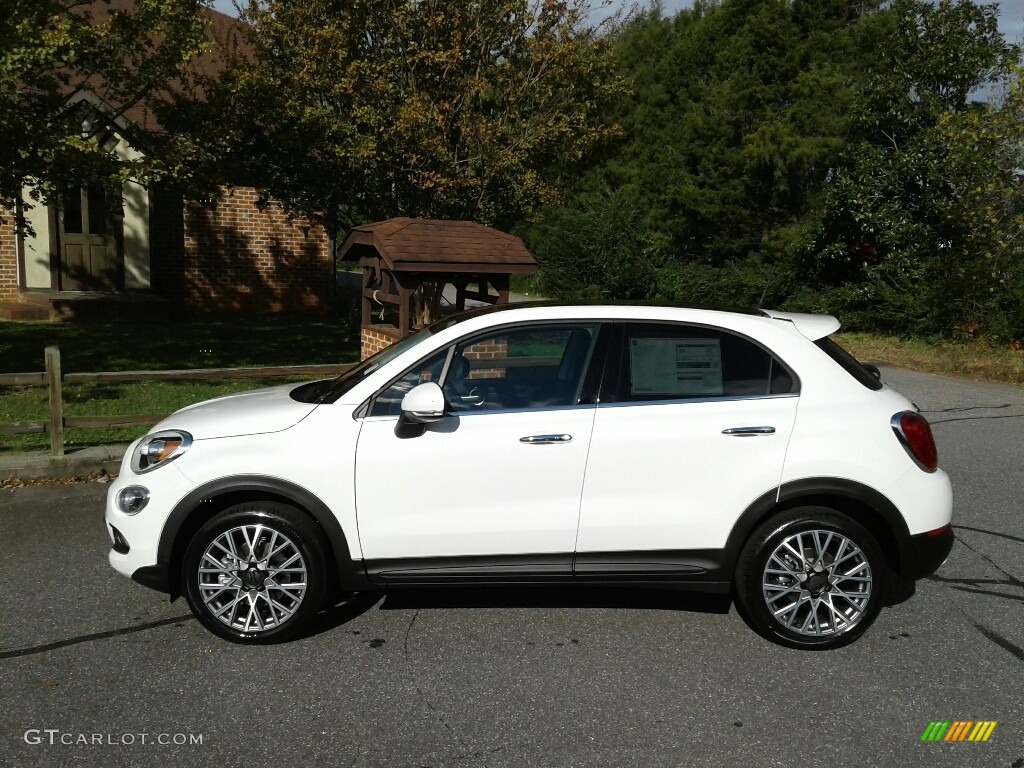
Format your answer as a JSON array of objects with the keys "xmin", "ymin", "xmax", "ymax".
[{"xmin": 339, "ymin": 218, "xmax": 537, "ymax": 274}]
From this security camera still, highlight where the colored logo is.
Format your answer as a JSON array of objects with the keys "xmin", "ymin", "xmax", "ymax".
[{"xmin": 921, "ymin": 721, "xmax": 997, "ymax": 742}]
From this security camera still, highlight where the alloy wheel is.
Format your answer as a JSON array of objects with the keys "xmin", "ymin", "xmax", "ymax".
[
  {"xmin": 761, "ymin": 529, "xmax": 873, "ymax": 637},
  {"xmin": 197, "ymin": 523, "xmax": 308, "ymax": 633}
]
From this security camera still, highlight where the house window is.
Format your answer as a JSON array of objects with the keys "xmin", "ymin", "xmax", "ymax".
[
  {"xmin": 62, "ymin": 186, "xmax": 110, "ymax": 236},
  {"xmin": 63, "ymin": 189, "xmax": 84, "ymax": 234},
  {"xmin": 87, "ymin": 186, "xmax": 108, "ymax": 235}
]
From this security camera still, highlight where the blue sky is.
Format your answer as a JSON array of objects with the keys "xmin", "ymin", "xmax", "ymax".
[{"xmin": 210, "ymin": 0, "xmax": 1024, "ymax": 42}]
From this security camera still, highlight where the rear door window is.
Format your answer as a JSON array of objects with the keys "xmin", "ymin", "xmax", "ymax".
[{"xmin": 604, "ymin": 323, "xmax": 798, "ymax": 403}]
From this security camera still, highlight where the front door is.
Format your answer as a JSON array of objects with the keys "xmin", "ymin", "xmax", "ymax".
[
  {"xmin": 354, "ymin": 322, "xmax": 601, "ymax": 575},
  {"xmin": 58, "ymin": 186, "xmax": 121, "ymax": 290}
]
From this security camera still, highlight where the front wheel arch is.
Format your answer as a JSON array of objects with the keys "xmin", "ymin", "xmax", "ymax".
[
  {"xmin": 159, "ymin": 476, "xmax": 370, "ymax": 599},
  {"xmin": 182, "ymin": 501, "xmax": 328, "ymax": 643}
]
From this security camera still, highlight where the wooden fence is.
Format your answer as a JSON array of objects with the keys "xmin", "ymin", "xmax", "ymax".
[{"xmin": 0, "ymin": 347, "xmax": 354, "ymax": 458}]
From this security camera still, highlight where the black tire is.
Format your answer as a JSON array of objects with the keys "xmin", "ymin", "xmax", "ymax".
[
  {"xmin": 182, "ymin": 502, "xmax": 328, "ymax": 644},
  {"xmin": 734, "ymin": 507, "xmax": 886, "ymax": 650}
]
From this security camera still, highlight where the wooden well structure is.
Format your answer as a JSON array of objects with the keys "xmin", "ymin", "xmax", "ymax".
[{"xmin": 338, "ymin": 218, "xmax": 538, "ymax": 359}]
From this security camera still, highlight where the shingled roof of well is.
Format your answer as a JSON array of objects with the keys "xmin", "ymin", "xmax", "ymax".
[{"xmin": 338, "ymin": 218, "xmax": 538, "ymax": 274}]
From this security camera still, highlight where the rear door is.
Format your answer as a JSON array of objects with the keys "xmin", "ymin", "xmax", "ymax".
[{"xmin": 575, "ymin": 322, "xmax": 800, "ymax": 567}]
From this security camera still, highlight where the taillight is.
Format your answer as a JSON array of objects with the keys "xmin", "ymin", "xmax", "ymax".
[{"xmin": 891, "ymin": 411, "xmax": 938, "ymax": 472}]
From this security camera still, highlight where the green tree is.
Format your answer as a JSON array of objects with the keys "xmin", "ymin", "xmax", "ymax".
[
  {"xmin": 808, "ymin": 0, "xmax": 1023, "ymax": 338},
  {"xmin": 581, "ymin": 0, "xmax": 885, "ymax": 263},
  {"xmin": 524, "ymin": 186, "xmax": 666, "ymax": 300},
  {"xmin": 171, "ymin": 0, "xmax": 627, "ymax": 230},
  {"xmin": 0, "ymin": 0, "xmax": 210, "ymax": 211}
]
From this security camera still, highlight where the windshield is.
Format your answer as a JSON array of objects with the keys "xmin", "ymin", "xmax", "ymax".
[
  {"xmin": 318, "ymin": 328, "xmax": 436, "ymax": 403},
  {"xmin": 304, "ymin": 303, "xmax": 528, "ymax": 405}
]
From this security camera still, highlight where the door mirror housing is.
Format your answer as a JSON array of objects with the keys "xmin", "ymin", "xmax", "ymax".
[{"xmin": 400, "ymin": 381, "xmax": 446, "ymax": 424}]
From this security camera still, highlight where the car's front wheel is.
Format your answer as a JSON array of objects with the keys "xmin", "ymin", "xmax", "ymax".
[
  {"xmin": 735, "ymin": 507, "xmax": 886, "ymax": 650},
  {"xmin": 182, "ymin": 502, "xmax": 328, "ymax": 644}
]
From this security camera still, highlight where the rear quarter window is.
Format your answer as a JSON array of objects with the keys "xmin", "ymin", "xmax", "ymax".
[{"xmin": 815, "ymin": 337, "xmax": 883, "ymax": 390}]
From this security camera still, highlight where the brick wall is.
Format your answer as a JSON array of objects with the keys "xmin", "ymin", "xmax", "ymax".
[
  {"xmin": 463, "ymin": 339, "xmax": 508, "ymax": 379},
  {"xmin": 0, "ymin": 201, "xmax": 18, "ymax": 298},
  {"xmin": 182, "ymin": 186, "xmax": 330, "ymax": 313},
  {"xmin": 361, "ymin": 324, "xmax": 401, "ymax": 360}
]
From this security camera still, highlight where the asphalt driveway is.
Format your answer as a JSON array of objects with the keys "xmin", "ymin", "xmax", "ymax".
[{"xmin": 1, "ymin": 365, "xmax": 1022, "ymax": 768}]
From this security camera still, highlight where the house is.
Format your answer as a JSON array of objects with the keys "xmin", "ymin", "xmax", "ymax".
[{"xmin": 0, "ymin": 1, "xmax": 331, "ymax": 320}]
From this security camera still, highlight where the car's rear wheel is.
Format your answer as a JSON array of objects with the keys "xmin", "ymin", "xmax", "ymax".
[
  {"xmin": 735, "ymin": 507, "xmax": 886, "ymax": 650},
  {"xmin": 182, "ymin": 502, "xmax": 328, "ymax": 644}
]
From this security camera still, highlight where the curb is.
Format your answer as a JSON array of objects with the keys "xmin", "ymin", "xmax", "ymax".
[{"xmin": 0, "ymin": 445, "xmax": 125, "ymax": 481}]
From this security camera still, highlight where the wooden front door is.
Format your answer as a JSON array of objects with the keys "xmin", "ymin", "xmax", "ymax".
[{"xmin": 58, "ymin": 186, "xmax": 122, "ymax": 291}]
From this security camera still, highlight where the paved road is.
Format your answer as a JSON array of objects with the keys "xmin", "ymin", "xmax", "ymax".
[{"xmin": 1, "ymin": 366, "xmax": 1022, "ymax": 768}]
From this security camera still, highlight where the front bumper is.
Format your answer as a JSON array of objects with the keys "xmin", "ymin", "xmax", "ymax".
[
  {"xmin": 898, "ymin": 524, "xmax": 955, "ymax": 580},
  {"xmin": 130, "ymin": 564, "xmax": 170, "ymax": 593},
  {"xmin": 105, "ymin": 459, "xmax": 194, "ymax": 592}
]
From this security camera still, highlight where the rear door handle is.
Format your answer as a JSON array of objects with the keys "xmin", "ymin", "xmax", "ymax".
[
  {"xmin": 722, "ymin": 426, "xmax": 776, "ymax": 436},
  {"xmin": 520, "ymin": 434, "xmax": 573, "ymax": 444}
]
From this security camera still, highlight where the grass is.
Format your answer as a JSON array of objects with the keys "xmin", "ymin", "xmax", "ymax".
[
  {"xmin": 2, "ymin": 307, "xmax": 1021, "ymax": 454},
  {"xmin": 836, "ymin": 332, "xmax": 1024, "ymax": 385},
  {"xmin": 0, "ymin": 311, "xmax": 361, "ymax": 454}
]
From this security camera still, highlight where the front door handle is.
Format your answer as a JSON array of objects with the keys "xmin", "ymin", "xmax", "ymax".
[
  {"xmin": 722, "ymin": 426, "xmax": 776, "ymax": 436},
  {"xmin": 458, "ymin": 388, "xmax": 484, "ymax": 406},
  {"xmin": 519, "ymin": 434, "xmax": 573, "ymax": 444}
]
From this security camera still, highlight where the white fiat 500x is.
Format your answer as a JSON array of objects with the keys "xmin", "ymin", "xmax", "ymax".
[{"xmin": 105, "ymin": 304, "xmax": 953, "ymax": 649}]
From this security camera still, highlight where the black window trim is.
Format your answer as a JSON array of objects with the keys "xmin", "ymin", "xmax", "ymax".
[
  {"xmin": 596, "ymin": 392, "xmax": 800, "ymax": 410},
  {"xmin": 815, "ymin": 337, "xmax": 884, "ymax": 391},
  {"xmin": 600, "ymin": 319, "xmax": 801, "ymax": 406},
  {"xmin": 362, "ymin": 344, "xmax": 455, "ymax": 419}
]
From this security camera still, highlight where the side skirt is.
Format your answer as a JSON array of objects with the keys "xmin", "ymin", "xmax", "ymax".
[{"xmin": 363, "ymin": 551, "xmax": 731, "ymax": 594}]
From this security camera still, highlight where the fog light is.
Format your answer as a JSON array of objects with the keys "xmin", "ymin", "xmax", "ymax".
[{"xmin": 116, "ymin": 486, "xmax": 150, "ymax": 515}]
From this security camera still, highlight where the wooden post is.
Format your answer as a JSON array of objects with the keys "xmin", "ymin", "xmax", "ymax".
[
  {"xmin": 360, "ymin": 263, "xmax": 371, "ymax": 327},
  {"xmin": 398, "ymin": 285, "xmax": 411, "ymax": 338},
  {"xmin": 453, "ymin": 280, "xmax": 467, "ymax": 312},
  {"xmin": 45, "ymin": 346, "xmax": 64, "ymax": 458},
  {"xmin": 493, "ymin": 274, "xmax": 510, "ymax": 304}
]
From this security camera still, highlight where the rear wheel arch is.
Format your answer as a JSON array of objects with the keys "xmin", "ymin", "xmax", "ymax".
[
  {"xmin": 725, "ymin": 479, "xmax": 907, "ymax": 577},
  {"xmin": 158, "ymin": 476, "xmax": 369, "ymax": 599}
]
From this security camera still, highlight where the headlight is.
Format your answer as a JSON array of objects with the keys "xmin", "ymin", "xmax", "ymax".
[{"xmin": 131, "ymin": 430, "xmax": 192, "ymax": 474}]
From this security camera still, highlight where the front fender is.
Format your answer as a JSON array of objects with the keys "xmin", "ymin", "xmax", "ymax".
[{"xmin": 157, "ymin": 475, "xmax": 371, "ymax": 597}]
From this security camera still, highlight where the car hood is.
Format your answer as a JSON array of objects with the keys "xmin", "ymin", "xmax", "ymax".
[{"xmin": 151, "ymin": 383, "xmax": 317, "ymax": 440}]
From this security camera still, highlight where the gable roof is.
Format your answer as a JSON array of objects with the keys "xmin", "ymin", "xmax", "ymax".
[
  {"xmin": 338, "ymin": 218, "xmax": 538, "ymax": 275},
  {"xmin": 68, "ymin": 0, "xmax": 250, "ymax": 133}
]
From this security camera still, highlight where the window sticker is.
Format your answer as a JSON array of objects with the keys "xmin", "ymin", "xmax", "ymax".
[{"xmin": 630, "ymin": 337, "xmax": 723, "ymax": 396}]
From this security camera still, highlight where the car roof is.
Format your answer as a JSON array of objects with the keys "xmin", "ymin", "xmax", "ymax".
[{"xmin": 431, "ymin": 301, "xmax": 840, "ymax": 341}]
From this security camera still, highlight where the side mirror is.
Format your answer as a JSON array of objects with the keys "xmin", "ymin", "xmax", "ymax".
[
  {"xmin": 862, "ymin": 362, "xmax": 882, "ymax": 381},
  {"xmin": 400, "ymin": 381, "xmax": 446, "ymax": 424}
]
